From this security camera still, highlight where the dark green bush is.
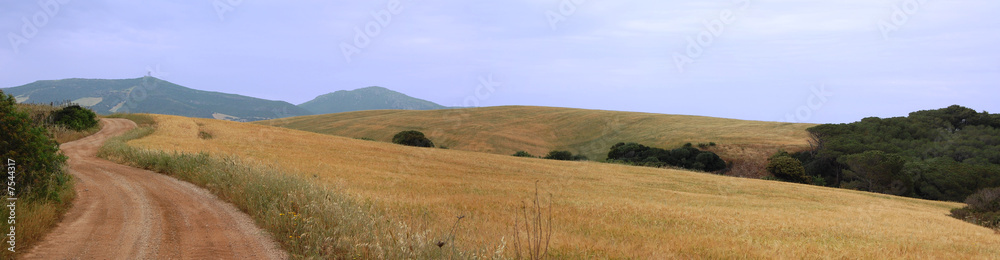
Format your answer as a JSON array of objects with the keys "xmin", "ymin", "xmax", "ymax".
[
  {"xmin": 391, "ymin": 130, "xmax": 434, "ymax": 148},
  {"xmin": 607, "ymin": 142, "xmax": 727, "ymax": 172},
  {"xmin": 52, "ymin": 105, "xmax": 99, "ymax": 131},
  {"xmin": 767, "ymin": 156, "xmax": 808, "ymax": 184},
  {"xmin": 0, "ymin": 91, "xmax": 69, "ymax": 200},
  {"xmin": 513, "ymin": 151, "xmax": 534, "ymax": 157},
  {"xmin": 695, "ymin": 152, "xmax": 726, "ymax": 172},
  {"xmin": 543, "ymin": 150, "xmax": 574, "ymax": 161}
]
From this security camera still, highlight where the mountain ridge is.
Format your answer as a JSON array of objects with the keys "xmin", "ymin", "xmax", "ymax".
[
  {"xmin": 298, "ymin": 86, "xmax": 446, "ymax": 114},
  {"xmin": 2, "ymin": 77, "xmax": 313, "ymax": 121},
  {"xmin": 2, "ymin": 78, "xmax": 453, "ymax": 121}
]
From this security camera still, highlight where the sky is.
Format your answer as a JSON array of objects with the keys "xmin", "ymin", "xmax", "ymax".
[{"xmin": 1, "ymin": 0, "xmax": 997, "ymax": 124}]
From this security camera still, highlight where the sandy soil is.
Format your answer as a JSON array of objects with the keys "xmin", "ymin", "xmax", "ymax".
[{"xmin": 23, "ymin": 118, "xmax": 286, "ymax": 259}]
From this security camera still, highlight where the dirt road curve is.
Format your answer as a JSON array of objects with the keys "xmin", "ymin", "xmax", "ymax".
[{"xmin": 23, "ymin": 119, "xmax": 287, "ymax": 259}]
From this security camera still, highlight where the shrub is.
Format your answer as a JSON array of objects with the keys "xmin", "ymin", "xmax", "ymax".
[
  {"xmin": 391, "ymin": 130, "xmax": 434, "ymax": 148},
  {"xmin": 543, "ymin": 150, "xmax": 574, "ymax": 161},
  {"xmin": 513, "ymin": 151, "xmax": 534, "ymax": 157},
  {"xmin": 965, "ymin": 187, "xmax": 1000, "ymax": 213},
  {"xmin": 951, "ymin": 187, "xmax": 1000, "ymax": 229},
  {"xmin": 0, "ymin": 91, "xmax": 69, "ymax": 200},
  {"xmin": 51, "ymin": 105, "xmax": 99, "ymax": 131},
  {"xmin": 695, "ymin": 151, "xmax": 727, "ymax": 172},
  {"xmin": 607, "ymin": 142, "xmax": 650, "ymax": 162},
  {"xmin": 607, "ymin": 142, "xmax": 727, "ymax": 172},
  {"xmin": 767, "ymin": 156, "xmax": 809, "ymax": 184}
]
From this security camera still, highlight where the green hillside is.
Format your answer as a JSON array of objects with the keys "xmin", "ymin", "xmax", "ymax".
[
  {"xmin": 3, "ymin": 77, "xmax": 312, "ymax": 121},
  {"xmin": 298, "ymin": 86, "xmax": 446, "ymax": 114}
]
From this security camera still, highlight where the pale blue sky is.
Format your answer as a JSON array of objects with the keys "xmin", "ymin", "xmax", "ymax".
[{"xmin": 1, "ymin": 0, "xmax": 997, "ymax": 123}]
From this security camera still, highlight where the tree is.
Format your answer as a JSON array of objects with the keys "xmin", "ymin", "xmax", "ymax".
[
  {"xmin": 608, "ymin": 142, "xmax": 727, "ymax": 172},
  {"xmin": 837, "ymin": 150, "xmax": 909, "ymax": 195},
  {"xmin": 607, "ymin": 142, "xmax": 649, "ymax": 162},
  {"xmin": 52, "ymin": 105, "xmax": 99, "ymax": 131},
  {"xmin": 695, "ymin": 151, "xmax": 727, "ymax": 172},
  {"xmin": 543, "ymin": 150, "xmax": 574, "ymax": 161},
  {"xmin": 0, "ymin": 91, "xmax": 68, "ymax": 200},
  {"xmin": 512, "ymin": 151, "xmax": 534, "ymax": 157},
  {"xmin": 391, "ymin": 130, "xmax": 434, "ymax": 148},
  {"xmin": 766, "ymin": 156, "xmax": 808, "ymax": 184}
]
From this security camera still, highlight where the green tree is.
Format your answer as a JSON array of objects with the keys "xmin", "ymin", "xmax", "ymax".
[
  {"xmin": 543, "ymin": 150, "xmax": 575, "ymax": 161},
  {"xmin": 391, "ymin": 130, "xmax": 434, "ymax": 148},
  {"xmin": 512, "ymin": 151, "xmax": 534, "ymax": 157},
  {"xmin": 695, "ymin": 151, "xmax": 727, "ymax": 172},
  {"xmin": 52, "ymin": 105, "xmax": 98, "ymax": 131},
  {"xmin": 837, "ymin": 150, "xmax": 909, "ymax": 195},
  {"xmin": 766, "ymin": 156, "xmax": 808, "ymax": 184},
  {"xmin": 0, "ymin": 91, "xmax": 68, "ymax": 200}
]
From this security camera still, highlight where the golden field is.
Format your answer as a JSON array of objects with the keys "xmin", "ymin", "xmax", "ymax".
[
  {"xmin": 257, "ymin": 106, "xmax": 816, "ymax": 177},
  {"xmin": 126, "ymin": 114, "xmax": 1000, "ymax": 259}
]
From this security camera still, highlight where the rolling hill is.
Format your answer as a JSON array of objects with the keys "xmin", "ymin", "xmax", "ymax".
[
  {"xmin": 298, "ymin": 86, "xmax": 446, "ymax": 114},
  {"xmin": 258, "ymin": 106, "xmax": 817, "ymax": 177},
  {"xmin": 120, "ymin": 114, "xmax": 1000, "ymax": 258},
  {"xmin": 2, "ymin": 77, "xmax": 312, "ymax": 121}
]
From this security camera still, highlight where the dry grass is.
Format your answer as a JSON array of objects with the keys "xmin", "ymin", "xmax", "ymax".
[
  {"xmin": 99, "ymin": 116, "xmax": 485, "ymax": 259},
  {"xmin": 0, "ymin": 185, "xmax": 74, "ymax": 259},
  {"xmin": 257, "ymin": 106, "xmax": 816, "ymax": 176},
  {"xmin": 118, "ymin": 114, "xmax": 1000, "ymax": 259}
]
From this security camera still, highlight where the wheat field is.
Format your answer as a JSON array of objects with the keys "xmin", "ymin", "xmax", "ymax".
[
  {"xmin": 256, "ymin": 106, "xmax": 816, "ymax": 177},
  {"xmin": 126, "ymin": 114, "xmax": 1000, "ymax": 259}
]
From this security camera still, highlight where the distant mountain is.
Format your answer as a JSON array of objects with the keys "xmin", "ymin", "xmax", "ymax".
[
  {"xmin": 2, "ymin": 77, "xmax": 312, "ymax": 121},
  {"xmin": 298, "ymin": 86, "xmax": 446, "ymax": 115}
]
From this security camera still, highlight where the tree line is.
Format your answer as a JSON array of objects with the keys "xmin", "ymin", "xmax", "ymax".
[{"xmin": 770, "ymin": 105, "xmax": 1000, "ymax": 202}]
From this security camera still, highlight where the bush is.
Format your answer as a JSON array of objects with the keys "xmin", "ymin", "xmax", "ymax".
[
  {"xmin": 767, "ymin": 156, "xmax": 809, "ymax": 184},
  {"xmin": 0, "ymin": 91, "xmax": 69, "ymax": 200},
  {"xmin": 543, "ymin": 150, "xmax": 574, "ymax": 161},
  {"xmin": 513, "ymin": 151, "xmax": 534, "ymax": 157},
  {"xmin": 965, "ymin": 187, "xmax": 1000, "ymax": 213},
  {"xmin": 51, "ymin": 105, "xmax": 98, "ymax": 131},
  {"xmin": 951, "ymin": 187, "xmax": 1000, "ymax": 229},
  {"xmin": 695, "ymin": 152, "xmax": 727, "ymax": 172},
  {"xmin": 607, "ymin": 142, "xmax": 727, "ymax": 172},
  {"xmin": 607, "ymin": 142, "xmax": 650, "ymax": 162},
  {"xmin": 391, "ymin": 130, "xmax": 434, "ymax": 148}
]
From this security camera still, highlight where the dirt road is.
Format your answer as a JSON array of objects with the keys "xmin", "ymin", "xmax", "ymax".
[{"xmin": 23, "ymin": 119, "xmax": 286, "ymax": 259}]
